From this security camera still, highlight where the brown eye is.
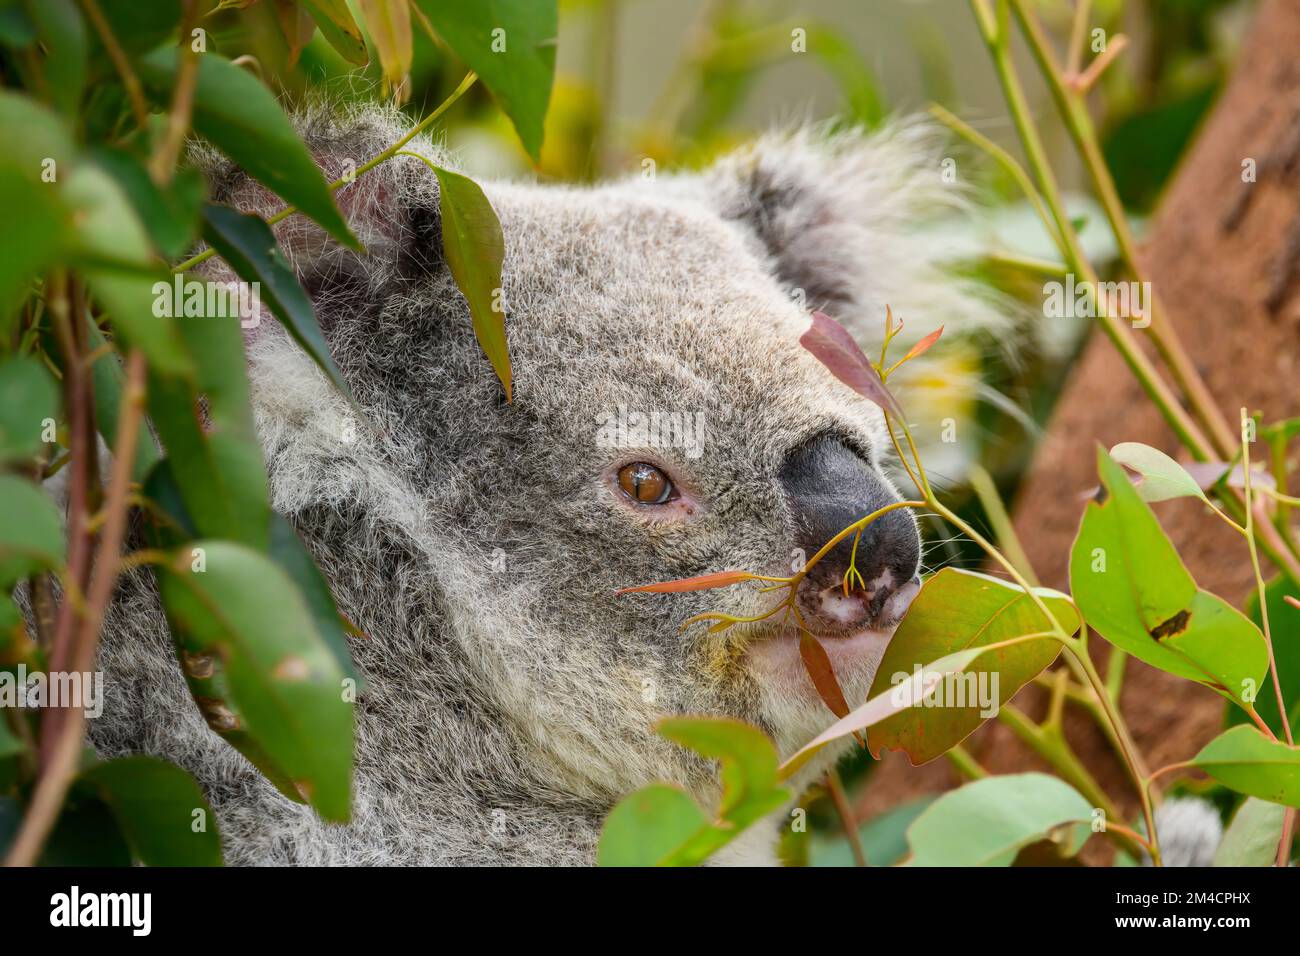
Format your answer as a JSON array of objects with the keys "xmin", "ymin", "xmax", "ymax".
[{"xmin": 617, "ymin": 462, "xmax": 674, "ymax": 505}]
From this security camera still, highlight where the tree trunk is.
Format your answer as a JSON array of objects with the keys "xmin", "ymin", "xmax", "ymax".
[{"xmin": 861, "ymin": 0, "xmax": 1300, "ymax": 837}]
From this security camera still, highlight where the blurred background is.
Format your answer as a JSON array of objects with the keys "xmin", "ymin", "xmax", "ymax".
[{"xmin": 202, "ymin": 0, "xmax": 1260, "ymax": 863}]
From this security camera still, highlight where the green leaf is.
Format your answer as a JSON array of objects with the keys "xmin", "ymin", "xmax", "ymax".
[
  {"xmin": 0, "ymin": 92, "xmax": 76, "ymax": 325},
  {"xmin": 0, "ymin": 474, "xmax": 64, "ymax": 588},
  {"xmin": 159, "ymin": 540, "xmax": 354, "ymax": 822},
  {"xmin": 596, "ymin": 784, "xmax": 708, "ymax": 867},
  {"xmin": 137, "ymin": 49, "xmax": 358, "ymax": 249},
  {"xmin": 0, "ymin": 355, "xmax": 58, "ymax": 463},
  {"xmin": 1213, "ymin": 797, "xmax": 1285, "ymax": 867},
  {"xmin": 865, "ymin": 568, "xmax": 1071, "ymax": 764},
  {"xmin": 12, "ymin": 793, "xmax": 134, "ymax": 866},
  {"xmin": 81, "ymin": 756, "xmax": 223, "ymax": 866},
  {"xmin": 904, "ymin": 772, "xmax": 1093, "ymax": 866},
  {"xmin": 1109, "ymin": 441, "xmax": 1208, "ymax": 503},
  {"xmin": 93, "ymin": 148, "xmax": 206, "ymax": 259},
  {"xmin": 780, "ymin": 645, "xmax": 987, "ymax": 779},
  {"xmin": 85, "ymin": 0, "xmax": 180, "ymax": 76},
  {"xmin": 0, "ymin": 4, "xmax": 36, "ymax": 45},
  {"xmin": 269, "ymin": 512, "xmax": 360, "ymax": 685},
  {"xmin": 63, "ymin": 162, "xmax": 155, "ymax": 271},
  {"xmin": 200, "ymin": 204, "xmax": 354, "ymax": 403},
  {"xmin": 1191, "ymin": 726, "xmax": 1300, "ymax": 808},
  {"xmin": 85, "ymin": 316, "xmax": 161, "ymax": 482},
  {"xmin": 1069, "ymin": 447, "xmax": 1268, "ymax": 707},
  {"xmin": 413, "ymin": 0, "xmax": 557, "ymax": 161},
  {"xmin": 85, "ymin": 269, "xmax": 193, "ymax": 376},
  {"xmin": 597, "ymin": 717, "xmax": 788, "ymax": 866},
  {"xmin": 429, "ymin": 164, "xmax": 511, "ymax": 400},
  {"xmin": 657, "ymin": 717, "xmax": 781, "ymax": 826},
  {"xmin": 811, "ymin": 795, "xmax": 936, "ymax": 867},
  {"xmin": 24, "ymin": 0, "xmax": 87, "ymax": 118},
  {"xmin": 303, "ymin": 0, "xmax": 369, "ymax": 65},
  {"xmin": 357, "ymin": 0, "xmax": 411, "ymax": 96},
  {"xmin": 146, "ymin": 302, "xmax": 271, "ymax": 550}
]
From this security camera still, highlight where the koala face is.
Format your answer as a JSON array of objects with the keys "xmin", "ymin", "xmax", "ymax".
[
  {"xmin": 446, "ymin": 184, "xmax": 922, "ymax": 764},
  {"xmin": 221, "ymin": 109, "xmax": 990, "ymax": 803}
]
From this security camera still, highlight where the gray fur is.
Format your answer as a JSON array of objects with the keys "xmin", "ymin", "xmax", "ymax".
[{"xmin": 89, "ymin": 106, "xmax": 999, "ymax": 865}]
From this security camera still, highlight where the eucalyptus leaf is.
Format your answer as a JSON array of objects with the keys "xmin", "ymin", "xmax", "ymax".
[
  {"xmin": 1069, "ymin": 447, "xmax": 1268, "ymax": 708},
  {"xmin": 1213, "ymin": 797, "xmax": 1286, "ymax": 867},
  {"xmin": 158, "ymin": 540, "xmax": 354, "ymax": 822},
  {"xmin": 904, "ymin": 773, "xmax": 1093, "ymax": 866},
  {"xmin": 303, "ymin": 0, "xmax": 369, "ymax": 65},
  {"xmin": 596, "ymin": 784, "xmax": 708, "ymax": 867},
  {"xmin": 0, "ymin": 355, "xmax": 58, "ymax": 463},
  {"xmin": 137, "ymin": 49, "xmax": 358, "ymax": 249},
  {"xmin": 866, "ymin": 568, "xmax": 1071, "ymax": 764},
  {"xmin": 1110, "ymin": 441, "xmax": 1208, "ymax": 503},
  {"xmin": 0, "ymin": 474, "xmax": 65, "ymax": 588},
  {"xmin": 412, "ymin": 0, "xmax": 557, "ymax": 161},
  {"xmin": 425, "ymin": 162, "xmax": 511, "ymax": 400},
  {"xmin": 81, "ymin": 756, "xmax": 222, "ymax": 866},
  {"xmin": 200, "ymin": 204, "xmax": 354, "ymax": 404},
  {"xmin": 1191, "ymin": 726, "xmax": 1300, "ymax": 808}
]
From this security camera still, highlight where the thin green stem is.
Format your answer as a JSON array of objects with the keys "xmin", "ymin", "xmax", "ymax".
[
  {"xmin": 1006, "ymin": 0, "xmax": 1237, "ymax": 459},
  {"xmin": 945, "ymin": 744, "xmax": 988, "ymax": 781},
  {"xmin": 1065, "ymin": 641, "xmax": 1161, "ymax": 865},
  {"xmin": 967, "ymin": 463, "xmax": 1039, "ymax": 587},
  {"xmin": 967, "ymin": 0, "xmax": 1214, "ymax": 461}
]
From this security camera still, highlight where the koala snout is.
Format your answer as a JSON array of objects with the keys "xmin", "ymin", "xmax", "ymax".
[{"xmin": 779, "ymin": 434, "xmax": 922, "ymax": 635}]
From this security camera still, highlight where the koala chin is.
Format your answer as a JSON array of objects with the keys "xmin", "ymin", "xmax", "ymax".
[{"xmin": 91, "ymin": 106, "xmax": 1002, "ymax": 865}]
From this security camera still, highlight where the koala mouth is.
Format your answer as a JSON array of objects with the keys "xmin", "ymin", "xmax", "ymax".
[
  {"xmin": 742, "ymin": 577, "xmax": 921, "ymax": 698},
  {"xmin": 803, "ymin": 575, "xmax": 921, "ymax": 639}
]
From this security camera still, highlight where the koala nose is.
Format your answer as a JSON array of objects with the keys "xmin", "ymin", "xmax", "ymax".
[{"xmin": 779, "ymin": 435, "xmax": 921, "ymax": 635}]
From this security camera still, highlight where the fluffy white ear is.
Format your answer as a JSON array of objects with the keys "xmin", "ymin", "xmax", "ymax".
[{"xmin": 658, "ymin": 122, "xmax": 1008, "ymax": 348}]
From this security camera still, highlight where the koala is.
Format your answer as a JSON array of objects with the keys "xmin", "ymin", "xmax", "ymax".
[{"xmin": 90, "ymin": 105, "xmax": 1001, "ymax": 865}]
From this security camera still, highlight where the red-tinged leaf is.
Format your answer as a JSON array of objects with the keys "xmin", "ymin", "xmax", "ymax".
[
  {"xmin": 617, "ymin": 570, "xmax": 769, "ymax": 596},
  {"xmin": 1286, "ymin": 595, "xmax": 1300, "ymax": 612},
  {"xmin": 902, "ymin": 325, "xmax": 944, "ymax": 363},
  {"xmin": 798, "ymin": 631, "xmax": 850, "ymax": 718},
  {"xmin": 779, "ymin": 646, "xmax": 985, "ymax": 779},
  {"xmin": 1181, "ymin": 462, "xmax": 1276, "ymax": 492},
  {"xmin": 800, "ymin": 310, "xmax": 903, "ymax": 418}
]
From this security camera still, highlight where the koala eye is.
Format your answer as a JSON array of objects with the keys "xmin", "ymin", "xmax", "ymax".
[{"xmin": 616, "ymin": 462, "xmax": 675, "ymax": 505}]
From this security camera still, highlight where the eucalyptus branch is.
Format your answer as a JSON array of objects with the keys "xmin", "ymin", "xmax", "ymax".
[
  {"xmin": 79, "ymin": 0, "xmax": 149, "ymax": 130},
  {"xmin": 150, "ymin": 0, "xmax": 202, "ymax": 185},
  {"xmin": 6, "ymin": 350, "xmax": 147, "ymax": 868},
  {"xmin": 825, "ymin": 769, "xmax": 866, "ymax": 866},
  {"xmin": 1240, "ymin": 408, "xmax": 1297, "ymax": 866}
]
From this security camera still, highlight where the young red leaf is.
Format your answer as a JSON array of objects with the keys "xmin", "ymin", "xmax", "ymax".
[
  {"xmin": 798, "ymin": 631, "xmax": 850, "ymax": 718},
  {"xmin": 902, "ymin": 325, "xmax": 944, "ymax": 363},
  {"xmin": 800, "ymin": 310, "xmax": 903, "ymax": 418},
  {"xmin": 1181, "ymin": 461, "xmax": 1276, "ymax": 492},
  {"xmin": 616, "ymin": 570, "xmax": 771, "ymax": 596}
]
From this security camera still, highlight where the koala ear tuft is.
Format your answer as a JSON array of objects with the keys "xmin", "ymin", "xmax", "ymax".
[
  {"xmin": 674, "ymin": 122, "xmax": 1007, "ymax": 344},
  {"xmin": 194, "ymin": 105, "xmax": 446, "ymax": 324}
]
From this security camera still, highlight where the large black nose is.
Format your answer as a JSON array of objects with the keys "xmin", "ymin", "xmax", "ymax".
[{"xmin": 779, "ymin": 435, "xmax": 921, "ymax": 634}]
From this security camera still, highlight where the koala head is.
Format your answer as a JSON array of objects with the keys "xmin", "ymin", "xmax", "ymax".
[{"xmin": 204, "ymin": 107, "xmax": 992, "ymax": 804}]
